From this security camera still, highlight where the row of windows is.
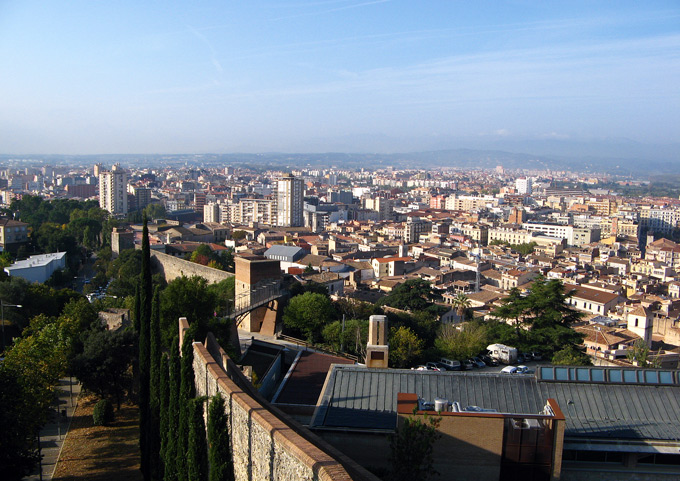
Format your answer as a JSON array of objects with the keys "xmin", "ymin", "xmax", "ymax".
[{"xmin": 539, "ymin": 366, "xmax": 678, "ymax": 385}]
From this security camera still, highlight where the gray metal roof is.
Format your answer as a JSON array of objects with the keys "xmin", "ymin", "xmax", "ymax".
[
  {"xmin": 537, "ymin": 382, "xmax": 680, "ymax": 442},
  {"xmin": 311, "ymin": 365, "xmax": 680, "ymax": 443},
  {"xmin": 264, "ymin": 245, "xmax": 305, "ymax": 262}
]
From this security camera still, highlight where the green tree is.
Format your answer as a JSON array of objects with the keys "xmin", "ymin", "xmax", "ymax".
[
  {"xmin": 71, "ymin": 329, "xmax": 136, "ymax": 409},
  {"xmin": 0, "ymin": 366, "xmax": 41, "ymax": 480},
  {"xmin": 490, "ymin": 276, "xmax": 584, "ymax": 355},
  {"xmin": 379, "ymin": 279, "xmax": 435, "ymax": 312},
  {"xmin": 134, "ymin": 280, "xmax": 141, "ymax": 332},
  {"xmin": 626, "ymin": 339, "xmax": 659, "ymax": 367},
  {"xmin": 159, "ymin": 354, "xmax": 170, "ymax": 472},
  {"xmin": 164, "ymin": 337, "xmax": 181, "ymax": 481},
  {"xmin": 282, "ymin": 292, "xmax": 335, "ymax": 342},
  {"xmin": 150, "ymin": 287, "xmax": 163, "ymax": 480},
  {"xmin": 140, "ymin": 217, "xmax": 153, "ymax": 481},
  {"xmin": 207, "ymin": 395, "xmax": 235, "ymax": 481},
  {"xmin": 144, "ymin": 203, "xmax": 166, "ymax": 221},
  {"xmin": 552, "ymin": 346, "xmax": 592, "ymax": 366},
  {"xmin": 389, "ymin": 326, "xmax": 424, "ymax": 368},
  {"xmin": 322, "ymin": 318, "xmax": 368, "ymax": 357},
  {"xmin": 160, "ymin": 275, "xmax": 216, "ymax": 350},
  {"xmin": 288, "ymin": 280, "xmax": 329, "ymax": 298},
  {"xmin": 176, "ymin": 328, "xmax": 196, "ymax": 481},
  {"xmin": 206, "ymin": 277, "xmax": 235, "ymax": 318},
  {"xmin": 231, "ymin": 230, "xmax": 247, "ymax": 241},
  {"xmin": 187, "ymin": 398, "xmax": 209, "ymax": 481},
  {"xmin": 389, "ymin": 409, "xmax": 441, "ymax": 481},
  {"xmin": 108, "ymin": 249, "xmax": 143, "ymax": 298},
  {"xmin": 450, "ymin": 293, "xmax": 471, "ymax": 321},
  {"xmin": 435, "ymin": 323, "xmax": 488, "ymax": 361}
]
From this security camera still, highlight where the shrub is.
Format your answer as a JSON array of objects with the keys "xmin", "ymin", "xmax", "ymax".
[{"xmin": 93, "ymin": 398, "xmax": 114, "ymax": 426}]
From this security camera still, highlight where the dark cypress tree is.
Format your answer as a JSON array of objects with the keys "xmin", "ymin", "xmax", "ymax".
[
  {"xmin": 187, "ymin": 398, "xmax": 209, "ymax": 481},
  {"xmin": 208, "ymin": 395, "xmax": 234, "ymax": 481},
  {"xmin": 159, "ymin": 354, "xmax": 170, "ymax": 467},
  {"xmin": 176, "ymin": 328, "xmax": 196, "ymax": 481},
  {"xmin": 134, "ymin": 280, "xmax": 141, "ymax": 333},
  {"xmin": 139, "ymin": 216, "xmax": 153, "ymax": 481},
  {"xmin": 150, "ymin": 287, "xmax": 162, "ymax": 480},
  {"xmin": 164, "ymin": 336, "xmax": 181, "ymax": 481}
]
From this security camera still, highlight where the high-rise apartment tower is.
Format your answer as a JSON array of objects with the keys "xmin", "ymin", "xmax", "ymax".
[
  {"xmin": 275, "ymin": 174, "xmax": 303, "ymax": 227},
  {"xmin": 99, "ymin": 164, "xmax": 129, "ymax": 214}
]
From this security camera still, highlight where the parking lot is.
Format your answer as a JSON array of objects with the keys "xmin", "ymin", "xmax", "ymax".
[{"xmin": 415, "ymin": 357, "xmax": 550, "ymax": 374}]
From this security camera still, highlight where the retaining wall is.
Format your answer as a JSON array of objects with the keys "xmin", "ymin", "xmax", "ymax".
[
  {"xmin": 151, "ymin": 251, "xmax": 234, "ymax": 284},
  {"xmin": 188, "ymin": 322, "xmax": 377, "ymax": 481}
]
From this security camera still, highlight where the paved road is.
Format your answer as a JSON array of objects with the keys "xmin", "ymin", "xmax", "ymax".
[{"xmin": 24, "ymin": 378, "xmax": 81, "ymax": 481}]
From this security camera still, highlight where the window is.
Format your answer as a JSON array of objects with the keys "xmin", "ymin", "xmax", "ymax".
[{"xmin": 623, "ymin": 370, "xmax": 637, "ymax": 383}]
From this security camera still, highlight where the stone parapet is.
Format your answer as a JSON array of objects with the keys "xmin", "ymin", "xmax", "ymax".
[{"xmin": 191, "ymin": 331, "xmax": 378, "ymax": 481}]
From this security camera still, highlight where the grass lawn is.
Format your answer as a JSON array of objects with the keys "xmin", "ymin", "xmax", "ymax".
[{"xmin": 52, "ymin": 394, "xmax": 143, "ymax": 481}]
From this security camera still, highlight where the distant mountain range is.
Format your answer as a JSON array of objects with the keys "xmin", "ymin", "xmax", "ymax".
[{"xmin": 3, "ymin": 138, "xmax": 679, "ymax": 175}]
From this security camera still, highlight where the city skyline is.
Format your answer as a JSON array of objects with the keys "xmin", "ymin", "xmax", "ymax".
[{"xmin": 1, "ymin": 1, "xmax": 679, "ymax": 155}]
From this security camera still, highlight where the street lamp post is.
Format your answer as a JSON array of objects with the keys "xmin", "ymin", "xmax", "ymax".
[{"xmin": 1, "ymin": 300, "xmax": 22, "ymax": 353}]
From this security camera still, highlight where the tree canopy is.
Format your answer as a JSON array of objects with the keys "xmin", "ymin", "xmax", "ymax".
[
  {"xmin": 490, "ymin": 276, "xmax": 585, "ymax": 358},
  {"xmin": 282, "ymin": 292, "xmax": 335, "ymax": 342},
  {"xmin": 389, "ymin": 326, "xmax": 424, "ymax": 368}
]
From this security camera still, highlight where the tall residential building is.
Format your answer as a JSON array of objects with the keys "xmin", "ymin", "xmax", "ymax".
[
  {"xmin": 275, "ymin": 174, "xmax": 303, "ymax": 227},
  {"xmin": 203, "ymin": 202, "xmax": 222, "ymax": 223},
  {"xmin": 99, "ymin": 164, "xmax": 128, "ymax": 214},
  {"xmin": 128, "ymin": 184, "xmax": 152, "ymax": 211},
  {"xmin": 516, "ymin": 177, "xmax": 532, "ymax": 195},
  {"xmin": 232, "ymin": 199, "xmax": 276, "ymax": 225}
]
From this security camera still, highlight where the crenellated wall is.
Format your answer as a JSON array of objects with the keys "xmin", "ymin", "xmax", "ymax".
[
  {"xmin": 185, "ymin": 320, "xmax": 377, "ymax": 481},
  {"xmin": 151, "ymin": 251, "xmax": 234, "ymax": 284}
]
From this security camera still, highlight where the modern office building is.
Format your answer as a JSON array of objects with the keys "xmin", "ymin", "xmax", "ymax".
[
  {"xmin": 275, "ymin": 174, "xmax": 303, "ymax": 227},
  {"xmin": 98, "ymin": 164, "xmax": 128, "ymax": 215}
]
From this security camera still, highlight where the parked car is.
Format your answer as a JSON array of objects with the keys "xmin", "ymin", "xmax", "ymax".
[
  {"xmin": 500, "ymin": 365, "xmax": 533, "ymax": 375},
  {"xmin": 521, "ymin": 352, "xmax": 533, "ymax": 362},
  {"xmin": 481, "ymin": 354, "xmax": 498, "ymax": 366},
  {"xmin": 426, "ymin": 362, "xmax": 442, "ymax": 372},
  {"xmin": 413, "ymin": 365, "xmax": 429, "ymax": 371},
  {"xmin": 531, "ymin": 352, "xmax": 543, "ymax": 361},
  {"xmin": 472, "ymin": 357, "xmax": 486, "ymax": 368},
  {"xmin": 517, "ymin": 353, "xmax": 526, "ymax": 363},
  {"xmin": 461, "ymin": 359, "xmax": 474, "ymax": 370}
]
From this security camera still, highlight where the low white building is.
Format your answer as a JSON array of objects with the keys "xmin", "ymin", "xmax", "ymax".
[{"xmin": 4, "ymin": 252, "xmax": 67, "ymax": 283}]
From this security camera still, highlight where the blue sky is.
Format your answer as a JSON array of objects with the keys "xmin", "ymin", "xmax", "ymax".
[{"xmin": 0, "ymin": 1, "xmax": 678, "ymax": 154}]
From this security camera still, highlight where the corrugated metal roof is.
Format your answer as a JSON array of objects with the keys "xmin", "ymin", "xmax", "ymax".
[
  {"xmin": 312, "ymin": 365, "xmax": 680, "ymax": 442},
  {"xmin": 537, "ymin": 382, "xmax": 680, "ymax": 441}
]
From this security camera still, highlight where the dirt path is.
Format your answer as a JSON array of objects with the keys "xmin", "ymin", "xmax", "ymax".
[{"xmin": 52, "ymin": 395, "xmax": 143, "ymax": 481}]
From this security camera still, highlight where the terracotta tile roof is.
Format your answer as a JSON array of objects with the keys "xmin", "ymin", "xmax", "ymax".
[{"xmin": 565, "ymin": 284, "xmax": 620, "ymax": 305}]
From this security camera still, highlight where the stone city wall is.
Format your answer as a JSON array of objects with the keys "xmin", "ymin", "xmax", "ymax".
[
  {"xmin": 151, "ymin": 251, "xmax": 234, "ymax": 284},
  {"xmin": 189, "ymin": 324, "xmax": 377, "ymax": 481}
]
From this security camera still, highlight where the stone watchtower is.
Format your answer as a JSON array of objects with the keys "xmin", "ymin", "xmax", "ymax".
[
  {"xmin": 234, "ymin": 255, "xmax": 282, "ymax": 335},
  {"xmin": 366, "ymin": 315, "xmax": 389, "ymax": 368}
]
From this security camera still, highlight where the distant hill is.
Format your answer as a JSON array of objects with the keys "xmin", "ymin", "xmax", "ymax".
[{"xmin": 3, "ymin": 140, "xmax": 679, "ymax": 175}]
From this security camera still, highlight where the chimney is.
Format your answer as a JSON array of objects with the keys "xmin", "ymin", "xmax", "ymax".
[{"xmin": 366, "ymin": 315, "xmax": 389, "ymax": 368}]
